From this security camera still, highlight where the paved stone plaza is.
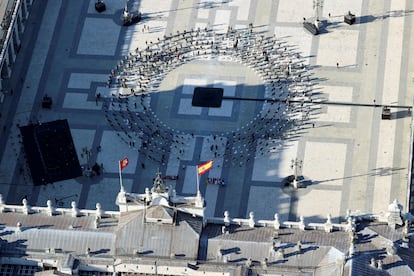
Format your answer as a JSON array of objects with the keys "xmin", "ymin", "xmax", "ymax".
[{"xmin": 0, "ymin": 0, "xmax": 413, "ymax": 223}]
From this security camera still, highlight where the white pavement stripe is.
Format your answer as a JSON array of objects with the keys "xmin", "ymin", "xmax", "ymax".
[
  {"xmin": 0, "ymin": 0, "xmax": 62, "ymax": 195},
  {"xmin": 204, "ymin": 184, "xmax": 219, "ymax": 218},
  {"xmin": 182, "ymin": 166, "xmax": 198, "ymax": 194},
  {"xmin": 372, "ymin": 0, "xmax": 405, "ymax": 213},
  {"xmin": 68, "ymin": 73, "xmax": 108, "ymax": 89}
]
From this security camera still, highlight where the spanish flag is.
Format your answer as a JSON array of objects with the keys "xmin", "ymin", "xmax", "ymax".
[
  {"xmin": 197, "ymin": 160, "xmax": 213, "ymax": 175},
  {"xmin": 119, "ymin": 157, "xmax": 129, "ymax": 170}
]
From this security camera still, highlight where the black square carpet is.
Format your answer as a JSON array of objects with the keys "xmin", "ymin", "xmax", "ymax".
[
  {"xmin": 19, "ymin": 119, "xmax": 82, "ymax": 185},
  {"xmin": 192, "ymin": 87, "xmax": 224, "ymax": 108}
]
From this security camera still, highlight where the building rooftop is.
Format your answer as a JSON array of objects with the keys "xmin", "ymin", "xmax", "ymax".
[{"xmin": 0, "ymin": 178, "xmax": 412, "ymax": 275}]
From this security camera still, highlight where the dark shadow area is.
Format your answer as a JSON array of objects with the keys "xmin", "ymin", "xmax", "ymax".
[
  {"xmin": 139, "ymin": 250, "xmax": 154, "ymax": 255},
  {"xmin": 192, "ymin": 87, "xmax": 224, "ymax": 107},
  {"xmin": 0, "ymin": 238, "xmax": 28, "ymax": 258},
  {"xmin": 357, "ymin": 233, "xmax": 379, "ymax": 245},
  {"xmin": 310, "ymin": 167, "xmax": 405, "ymax": 185},
  {"xmin": 357, "ymin": 15, "xmax": 377, "ymax": 24},
  {"xmin": 220, "ymin": 247, "xmax": 241, "ymax": 255},
  {"xmin": 353, "ymin": 10, "xmax": 414, "ymax": 25},
  {"xmin": 21, "ymin": 225, "xmax": 54, "ymax": 231},
  {"xmin": 228, "ymin": 257, "xmax": 247, "ymax": 263},
  {"xmin": 393, "ymin": 110, "xmax": 411, "ymax": 120},
  {"xmin": 19, "ymin": 119, "xmax": 82, "ymax": 185},
  {"xmin": 91, "ymin": 248, "xmax": 110, "ymax": 255},
  {"xmin": 283, "ymin": 245, "xmax": 319, "ymax": 259}
]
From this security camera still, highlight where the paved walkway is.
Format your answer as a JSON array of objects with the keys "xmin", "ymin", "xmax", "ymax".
[{"xmin": 0, "ymin": 0, "xmax": 413, "ymax": 223}]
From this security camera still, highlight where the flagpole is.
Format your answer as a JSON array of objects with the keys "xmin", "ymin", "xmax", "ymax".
[
  {"xmin": 196, "ymin": 166, "xmax": 200, "ymax": 196},
  {"xmin": 118, "ymin": 160, "xmax": 124, "ymax": 191}
]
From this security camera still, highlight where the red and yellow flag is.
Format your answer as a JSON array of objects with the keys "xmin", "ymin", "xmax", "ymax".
[
  {"xmin": 119, "ymin": 157, "xmax": 129, "ymax": 170},
  {"xmin": 197, "ymin": 160, "xmax": 213, "ymax": 175}
]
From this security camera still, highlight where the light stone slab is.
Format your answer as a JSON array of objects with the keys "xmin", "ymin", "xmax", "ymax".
[
  {"xmin": 97, "ymin": 130, "xmax": 139, "ymax": 174},
  {"xmin": 197, "ymin": 5, "xmax": 210, "ymax": 19},
  {"xmin": 246, "ymin": 186, "xmax": 291, "ymax": 221},
  {"xmin": 295, "ymin": 189, "xmax": 342, "ymax": 223},
  {"xmin": 140, "ymin": 0, "xmax": 172, "ymax": 19},
  {"xmin": 182, "ymin": 78, "xmax": 208, "ymax": 94},
  {"xmin": 274, "ymin": 27, "xmax": 313, "ymax": 64},
  {"xmin": 68, "ymin": 73, "xmax": 108, "ymax": 89},
  {"xmin": 277, "ymin": 0, "xmax": 314, "ymax": 23},
  {"xmin": 120, "ymin": 20, "xmax": 168, "ymax": 56},
  {"xmin": 316, "ymin": 106, "xmax": 351, "ymax": 123},
  {"xmin": 322, "ymin": 0, "xmax": 363, "ymax": 19},
  {"xmin": 200, "ymin": 136, "xmax": 226, "ymax": 165},
  {"xmin": 176, "ymin": 137, "xmax": 196, "ymax": 161},
  {"xmin": 229, "ymin": 0, "xmax": 251, "ymax": 21},
  {"xmin": 316, "ymin": 30, "xmax": 359, "ymax": 68},
  {"xmin": 63, "ymin": 93, "xmax": 103, "ymax": 110},
  {"xmin": 207, "ymin": 100, "xmax": 233, "ymax": 117},
  {"xmin": 302, "ymin": 141, "xmax": 347, "ymax": 186},
  {"xmin": 166, "ymin": 154, "xmax": 180, "ymax": 177},
  {"xmin": 178, "ymin": 98, "xmax": 202, "ymax": 115},
  {"xmin": 315, "ymin": 86, "xmax": 353, "ymax": 123},
  {"xmin": 252, "ymin": 140, "xmax": 298, "ymax": 182},
  {"xmin": 77, "ymin": 18, "xmax": 120, "ymax": 56},
  {"xmin": 213, "ymin": 10, "xmax": 231, "ymax": 33}
]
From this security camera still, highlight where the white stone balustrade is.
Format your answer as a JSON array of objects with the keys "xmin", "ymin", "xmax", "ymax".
[{"xmin": 0, "ymin": 194, "xmax": 119, "ymax": 219}]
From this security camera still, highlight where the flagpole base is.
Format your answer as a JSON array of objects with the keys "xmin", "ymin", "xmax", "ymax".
[{"xmin": 83, "ymin": 167, "xmax": 94, "ymax": 177}]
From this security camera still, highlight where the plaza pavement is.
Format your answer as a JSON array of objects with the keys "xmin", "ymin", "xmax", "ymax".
[{"xmin": 0, "ymin": 0, "xmax": 413, "ymax": 224}]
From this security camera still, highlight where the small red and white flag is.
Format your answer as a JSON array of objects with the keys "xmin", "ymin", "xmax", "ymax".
[
  {"xmin": 119, "ymin": 157, "xmax": 129, "ymax": 170},
  {"xmin": 197, "ymin": 160, "xmax": 213, "ymax": 175}
]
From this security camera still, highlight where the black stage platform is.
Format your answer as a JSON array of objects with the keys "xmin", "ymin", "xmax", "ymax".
[
  {"xmin": 192, "ymin": 87, "xmax": 224, "ymax": 108},
  {"xmin": 19, "ymin": 119, "xmax": 82, "ymax": 185}
]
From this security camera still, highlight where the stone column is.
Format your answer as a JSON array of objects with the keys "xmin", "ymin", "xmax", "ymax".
[
  {"xmin": 22, "ymin": 0, "xmax": 28, "ymax": 19},
  {"xmin": 17, "ymin": 3, "xmax": 24, "ymax": 34},
  {"xmin": 3, "ymin": 50, "xmax": 12, "ymax": 77},
  {"xmin": 8, "ymin": 39, "xmax": 16, "ymax": 64},
  {"xmin": 13, "ymin": 24, "xmax": 21, "ymax": 48}
]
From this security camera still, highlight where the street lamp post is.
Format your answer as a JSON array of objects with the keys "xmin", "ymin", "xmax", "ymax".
[
  {"xmin": 312, "ymin": 0, "xmax": 324, "ymax": 31},
  {"xmin": 313, "ymin": 0, "xmax": 324, "ymax": 21},
  {"xmin": 82, "ymin": 147, "xmax": 93, "ymax": 177},
  {"xmin": 291, "ymin": 158, "xmax": 303, "ymax": 189}
]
